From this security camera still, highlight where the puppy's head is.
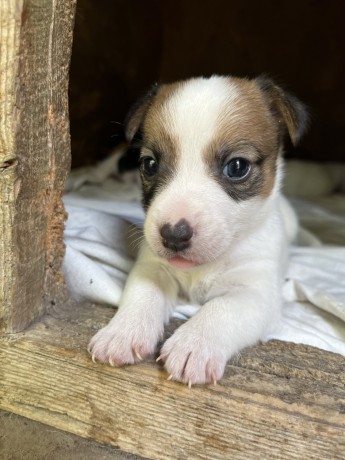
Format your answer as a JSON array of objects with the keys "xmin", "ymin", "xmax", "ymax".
[{"xmin": 126, "ymin": 76, "xmax": 307, "ymax": 269}]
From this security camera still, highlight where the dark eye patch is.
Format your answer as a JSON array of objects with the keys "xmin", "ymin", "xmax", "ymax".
[
  {"xmin": 206, "ymin": 143, "xmax": 271, "ymax": 201},
  {"xmin": 139, "ymin": 139, "xmax": 178, "ymax": 210},
  {"xmin": 139, "ymin": 152, "xmax": 158, "ymax": 209}
]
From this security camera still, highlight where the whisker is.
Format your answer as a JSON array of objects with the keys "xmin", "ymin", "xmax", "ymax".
[
  {"xmin": 128, "ymin": 235, "xmax": 145, "ymax": 250},
  {"xmin": 110, "ymin": 120, "xmax": 125, "ymax": 127},
  {"xmin": 127, "ymin": 227, "xmax": 141, "ymax": 236}
]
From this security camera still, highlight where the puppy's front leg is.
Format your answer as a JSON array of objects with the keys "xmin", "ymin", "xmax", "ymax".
[
  {"xmin": 89, "ymin": 252, "xmax": 177, "ymax": 365},
  {"xmin": 160, "ymin": 279, "xmax": 281, "ymax": 385}
]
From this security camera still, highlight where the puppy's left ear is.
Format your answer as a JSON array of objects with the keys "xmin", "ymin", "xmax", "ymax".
[
  {"xmin": 256, "ymin": 76, "xmax": 309, "ymax": 145},
  {"xmin": 125, "ymin": 83, "xmax": 159, "ymax": 143}
]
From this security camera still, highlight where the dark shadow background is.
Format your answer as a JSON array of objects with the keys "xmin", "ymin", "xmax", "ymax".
[{"xmin": 69, "ymin": 0, "xmax": 345, "ymax": 168}]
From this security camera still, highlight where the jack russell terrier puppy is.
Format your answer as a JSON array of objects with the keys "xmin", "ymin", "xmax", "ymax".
[{"xmin": 88, "ymin": 75, "xmax": 307, "ymax": 386}]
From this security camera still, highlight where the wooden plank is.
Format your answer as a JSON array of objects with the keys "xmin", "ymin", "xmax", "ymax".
[
  {"xmin": 1, "ymin": 300, "xmax": 344, "ymax": 460},
  {"xmin": 0, "ymin": 0, "xmax": 76, "ymax": 333}
]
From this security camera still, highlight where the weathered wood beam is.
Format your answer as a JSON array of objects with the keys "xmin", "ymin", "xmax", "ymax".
[
  {"xmin": 1, "ymin": 301, "xmax": 344, "ymax": 459},
  {"xmin": 0, "ymin": 0, "xmax": 76, "ymax": 332}
]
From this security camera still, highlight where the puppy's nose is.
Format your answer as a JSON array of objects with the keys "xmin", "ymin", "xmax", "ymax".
[{"xmin": 160, "ymin": 219, "xmax": 193, "ymax": 252}]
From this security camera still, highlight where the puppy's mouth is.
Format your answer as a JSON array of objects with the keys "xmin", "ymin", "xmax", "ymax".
[{"xmin": 167, "ymin": 256, "xmax": 197, "ymax": 269}]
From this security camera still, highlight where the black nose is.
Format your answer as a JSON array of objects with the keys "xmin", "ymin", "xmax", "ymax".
[{"xmin": 160, "ymin": 219, "xmax": 193, "ymax": 252}]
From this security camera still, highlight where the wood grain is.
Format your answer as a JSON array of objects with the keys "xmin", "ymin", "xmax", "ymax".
[
  {"xmin": 0, "ymin": 0, "xmax": 76, "ymax": 332},
  {"xmin": 1, "ymin": 300, "xmax": 344, "ymax": 459}
]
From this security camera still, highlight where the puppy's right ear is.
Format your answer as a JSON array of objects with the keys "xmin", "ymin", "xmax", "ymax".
[{"xmin": 125, "ymin": 83, "xmax": 159, "ymax": 143}]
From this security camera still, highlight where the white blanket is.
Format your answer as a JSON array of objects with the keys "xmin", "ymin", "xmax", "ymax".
[{"xmin": 63, "ymin": 150, "xmax": 345, "ymax": 356}]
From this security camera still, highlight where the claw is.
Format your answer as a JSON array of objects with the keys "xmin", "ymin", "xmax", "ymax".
[
  {"xmin": 134, "ymin": 350, "xmax": 143, "ymax": 361},
  {"xmin": 109, "ymin": 358, "xmax": 115, "ymax": 367},
  {"xmin": 156, "ymin": 355, "xmax": 162, "ymax": 362},
  {"xmin": 167, "ymin": 374, "xmax": 173, "ymax": 381},
  {"xmin": 188, "ymin": 380, "xmax": 192, "ymax": 389},
  {"xmin": 91, "ymin": 354, "xmax": 97, "ymax": 364}
]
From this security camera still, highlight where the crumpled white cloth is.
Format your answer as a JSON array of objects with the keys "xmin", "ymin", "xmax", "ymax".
[{"xmin": 63, "ymin": 152, "xmax": 345, "ymax": 356}]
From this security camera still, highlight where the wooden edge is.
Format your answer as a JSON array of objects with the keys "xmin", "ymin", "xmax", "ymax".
[
  {"xmin": 1, "ymin": 300, "xmax": 344, "ymax": 460},
  {"xmin": 0, "ymin": 0, "xmax": 76, "ymax": 333}
]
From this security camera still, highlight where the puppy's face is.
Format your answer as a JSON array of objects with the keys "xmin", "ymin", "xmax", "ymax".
[{"xmin": 126, "ymin": 76, "xmax": 307, "ymax": 268}]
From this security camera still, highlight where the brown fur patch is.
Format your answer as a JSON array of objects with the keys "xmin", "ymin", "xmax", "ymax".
[
  {"xmin": 203, "ymin": 77, "xmax": 280, "ymax": 199},
  {"xmin": 138, "ymin": 82, "xmax": 185, "ymax": 208},
  {"xmin": 141, "ymin": 82, "xmax": 185, "ymax": 157}
]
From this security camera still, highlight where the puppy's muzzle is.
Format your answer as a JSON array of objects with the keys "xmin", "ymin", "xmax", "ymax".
[{"xmin": 160, "ymin": 219, "xmax": 193, "ymax": 252}]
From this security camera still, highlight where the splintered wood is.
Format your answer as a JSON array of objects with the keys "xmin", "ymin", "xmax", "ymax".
[
  {"xmin": 1, "ymin": 301, "xmax": 344, "ymax": 460},
  {"xmin": 0, "ymin": 0, "xmax": 76, "ymax": 332}
]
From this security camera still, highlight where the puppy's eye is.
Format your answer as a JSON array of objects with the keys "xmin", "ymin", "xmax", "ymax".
[
  {"xmin": 140, "ymin": 156, "xmax": 158, "ymax": 177},
  {"xmin": 223, "ymin": 158, "xmax": 251, "ymax": 180}
]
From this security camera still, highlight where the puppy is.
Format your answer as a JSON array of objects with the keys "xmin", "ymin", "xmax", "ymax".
[{"xmin": 88, "ymin": 75, "xmax": 307, "ymax": 385}]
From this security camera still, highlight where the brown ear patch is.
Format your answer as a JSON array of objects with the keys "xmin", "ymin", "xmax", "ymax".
[
  {"xmin": 125, "ymin": 83, "xmax": 159, "ymax": 142},
  {"xmin": 202, "ymin": 77, "xmax": 286, "ymax": 200},
  {"xmin": 256, "ymin": 76, "xmax": 309, "ymax": 146}
]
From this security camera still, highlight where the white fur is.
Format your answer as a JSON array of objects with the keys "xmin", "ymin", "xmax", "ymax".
[
  {"xmin": 164, "ymin": 77, "xmax": 240, "ymax": 155},
  {"xmin": 89, "ymin": 77, "xmax": 294, "ymax": 385}
]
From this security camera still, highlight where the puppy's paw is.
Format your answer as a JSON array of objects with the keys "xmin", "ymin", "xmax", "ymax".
[
  {"xmin": 88, "ymin": 312, "xmax": 162, "ymax": 366},
  {"xmin": 159, "ymin": 322, "xmax": 227, "ymax": 386}
]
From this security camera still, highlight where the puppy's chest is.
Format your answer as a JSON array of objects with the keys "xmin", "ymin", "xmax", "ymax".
[{"xmin": 173, "ymin": 268, "xmax": 223, "ymax": 305}]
